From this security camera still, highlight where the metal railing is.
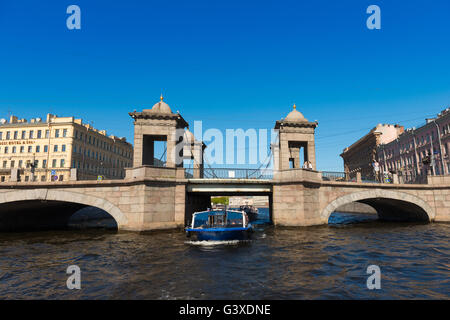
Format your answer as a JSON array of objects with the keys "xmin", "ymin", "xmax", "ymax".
[
  {"xmin": 321, "ymin": 171, "xmax": 347, "ymax": 182},
  {"xmin": 185, "ymin": 167, "xmax": 273, "ymax": 179}
]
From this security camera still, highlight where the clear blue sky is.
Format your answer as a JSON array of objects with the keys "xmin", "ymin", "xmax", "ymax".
[{"xmin": 0, "ymin": 0, "xmax": 449, "ymax": 171}]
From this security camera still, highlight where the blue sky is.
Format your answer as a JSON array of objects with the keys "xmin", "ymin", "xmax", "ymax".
[{"xmin": 0, "ymin": 0, "xmax": 449, "ymax": 171}]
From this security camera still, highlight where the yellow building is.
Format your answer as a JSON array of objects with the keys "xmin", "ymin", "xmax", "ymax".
[{"xmin": 0, "ymin": 114, "xmax": 133, "ymax": 182}]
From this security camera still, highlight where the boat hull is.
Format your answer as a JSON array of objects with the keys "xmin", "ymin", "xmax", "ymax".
[{"xmin": 186, "ymin": 227, "xmax": 252, "ymax": 241}]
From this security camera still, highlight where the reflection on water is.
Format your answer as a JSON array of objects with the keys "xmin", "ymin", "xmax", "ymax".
[{"xmin": 0, "ymin": 209, "xmax": 449, "ymax": 299}]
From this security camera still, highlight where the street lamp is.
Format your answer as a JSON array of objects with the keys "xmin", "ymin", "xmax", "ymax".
[{"xmin": 431, "ymin": 119, "xmax": 446, "ymax": 175}]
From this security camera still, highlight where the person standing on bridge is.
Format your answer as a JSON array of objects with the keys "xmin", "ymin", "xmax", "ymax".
[
  {"xmin": 373, "ymin": 160, "xmax": 380, "ymax": 182},
  {"xmin": 303, "ymin": 161, "xmax": 313, "ymax": 170},
  {"xmin": 303, "ymin": 161, "xmax": 309, "ymax": 169}
]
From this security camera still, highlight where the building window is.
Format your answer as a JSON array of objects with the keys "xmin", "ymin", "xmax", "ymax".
[
  {"xmin": 37, "ymin": 130, "xmax": 42, "ymax": 138},
  {"xmin": 28, "ymin": 146, "xmax": 32, "ymax": 153},
  {"xmin": 60, "ymin": 159, "xmax": 65, "ymax": 167},
  {"xmin": 45, "ymin": 130, "xmax": 50, "ymax": 138},
  {"xmin": 20, "ymin": 146, "xmax": 24, "ymax": 153},
  {"xmin": 29, "ymin": 130, "xmax": 34, "ymax": 139},
  {"xmin": 12, "ymin": 146, "xmax": 16, "ymax": 153},
  {"xmin": 4, "ymin": 147, "xmax": 8, "ymax": 154},
  {"xmin": 10, "ymin": 160, "xmax": 15, "ymax": 168},
  {"xmin": 2, "ymin": 161, "xmax": 6, "ymax": 168},
  {"xmin": 18, "ymin": 160, "xmax": 23, "ymax": 168},
  {"xmin": 41, "ymin": 175, "xmax": 46, "ymax": 182},
  {"xmin": 36, "ymin": 146, "xmax": 40, "ymax": 153},
  {"xmin": 0, "ymin": 132, "xmax": 2, "ymax": 140},
  {"xmin": 1, "ymin": 176, "xmax": 4, "ymax": 182},
  {"xmin": 6, "ymin": 132, "xmax": 10, "ymax": 140},
  {"xmin": 54, "ymin": 145, "xmax": 58, "ymax": 152},
  {"xmin": 13, "ymin": 131, "xmax": 18, "ymax": 139},
  {"xmin": 42, "ymin": 160, "xmax": 47, "ymax": 168},
  {"xmin": 52, "ymin": 159, "xmax": 57, "ymax": 168},
  {"xmin": 21, "ymin": 131, "xmax": 26, "ymax": 139},
  {"xmin": 63, "ymin": 129, "xmax": 67, "ymax": 137},
  {"xmin": 59, "ymin": 175, "xmax": 64, "ymax": 181},
  {"xmin": 44, "ymin": 145, "xmax": 48, "ymax": 153},
  {"xmin": 62, "ymin": 145, "xmax": 66, "ymax": 152},
  {"xmin": 55, "ymin": 129, "xmax": 60, "ymax": 138}
]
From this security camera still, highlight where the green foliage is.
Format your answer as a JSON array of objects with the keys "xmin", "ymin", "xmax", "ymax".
[{"xmin": 211, "ymin": 196, "xmax": 229, "ymax": 205}]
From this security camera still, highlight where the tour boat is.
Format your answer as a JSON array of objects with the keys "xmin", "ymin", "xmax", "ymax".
[
  {"xmin": 239, "ymin": 205, "xmax": 258, "ymax": 222},
  {"xmin": 186, "ymin": 209, "xmax": 253, "ymax": 241}
]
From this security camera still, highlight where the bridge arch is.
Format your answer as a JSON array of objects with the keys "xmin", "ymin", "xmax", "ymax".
[
  {"xmin": 321, "ymin": 190, "xmax": 435, "ymax": 223},
  {"xmin": 0, "ymin": 189, "xmax": 128, "ymax": 230}
]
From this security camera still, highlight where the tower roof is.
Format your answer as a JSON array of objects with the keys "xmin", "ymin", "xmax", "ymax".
[
  {"xmin": 129, "ymin": 95, "xmax": 188, "ymax": 128},
  {"xmin": 285, "ymin": 104, "xmax": 307, "ymax": 122},
  {"xmin": 274, "ymin": 104, "xmax": 318, "ymax": 129},
  {"xmin": 143, "ymin": 94, "xmax": 172, "ymax": 114}
]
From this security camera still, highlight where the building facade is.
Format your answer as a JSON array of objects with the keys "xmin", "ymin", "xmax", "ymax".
[
  {"xmin": 0, "ymin": 114, "xmax": 133, "ymax": 182},
  {"xmin": 376, "ymin": 108, "xmax": 450, "ymax": 182},
  {"xmin": 340, "ymin": 124, "xmax": 404, "ymax": 180}
]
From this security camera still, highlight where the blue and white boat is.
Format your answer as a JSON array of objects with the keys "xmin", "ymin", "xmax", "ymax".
[{"xmin": 186, "ymin": 209, "xmax": 253, "ymax": 241}]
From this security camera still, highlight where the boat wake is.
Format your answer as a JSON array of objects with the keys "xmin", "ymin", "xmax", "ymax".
[{"xmin": 185, "ymin": 240, "xmax": 251, "ymax": 246}]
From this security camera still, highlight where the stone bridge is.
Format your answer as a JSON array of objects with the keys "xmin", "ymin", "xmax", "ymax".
[
  {"xmin": 1, "ymin": 101, "xmax": 449, "ymax": 231},
  {"xmin": 0, "ymin": 166, "xmax": 448, "ymax": 231}
]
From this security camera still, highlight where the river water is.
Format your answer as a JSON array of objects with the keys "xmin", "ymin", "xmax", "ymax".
[{"xmin": 0, "ymin": 209, "xmax": 448, "ymax": 299}]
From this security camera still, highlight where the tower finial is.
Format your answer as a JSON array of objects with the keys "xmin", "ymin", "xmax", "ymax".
[
  {"xmin": 293, "ymin": 103, "xmax": 296, "ymax": 110},
  {"xmin": 160, "ymin": 93, "xmax": 164, "ymax": 101}
]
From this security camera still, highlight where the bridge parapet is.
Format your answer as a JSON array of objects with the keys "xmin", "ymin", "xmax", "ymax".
[
  {"xmin": 125, "ymin": 165, "xmax": 186, "ymax": 181},
  {"xmin": 273, "ymin": 168, "xmax": 322, "ymax": 183},
  {"xmin": 427, "ymin": 175, "xmax": 450, "ymax": 185}
]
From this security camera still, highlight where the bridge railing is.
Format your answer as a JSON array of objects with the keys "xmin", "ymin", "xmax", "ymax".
[
  {"xmin": 185, "ymin": 167, "xmax": 273, "ymax": 179},
  {"xmin": 321, "ymin": 171, "xmax": 348, "ymax": 182}
]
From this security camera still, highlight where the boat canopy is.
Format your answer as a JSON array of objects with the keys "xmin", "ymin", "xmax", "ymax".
[{"xmin": 191, "ymin": 210, "xmax": 248, "ymax": 229}]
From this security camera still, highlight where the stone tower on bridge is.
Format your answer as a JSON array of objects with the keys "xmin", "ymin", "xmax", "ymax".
[
  {"xmin": 273, "ymin": 104, "xmax": 318, "ymax": 171},
  {"xmin": 128, "ymin": 96, "xmax": 205, "ymax": 177},
  {"xmin": 129, "ymin": 95, "xmax": 189, "ymax": 168}
]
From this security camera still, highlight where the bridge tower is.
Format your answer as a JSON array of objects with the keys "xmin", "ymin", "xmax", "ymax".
[
  {"xmin": 129, "ymin": 95, "xmax": 189, "ymax": 168},
  {"xmin": 273, "ymin": 104, "xmax": 318, "ymax": 171}
]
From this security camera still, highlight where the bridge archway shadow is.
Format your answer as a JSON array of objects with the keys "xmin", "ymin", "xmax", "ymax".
[
  {"xmin": 0, "ymin": 190, "xmax": 127, "ymax": 232},
  {"xmin": 0, "ymin": 200, "xmax": 118, "ymax": 232},
  {"xmin": 323, "ymin": 190, "xmax": 434, "ymax": 225}
]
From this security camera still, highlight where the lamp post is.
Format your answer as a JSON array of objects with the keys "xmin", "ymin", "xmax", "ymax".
[
  {"xmin": 432, "ymin": 119, "xmax": 447, "ymax": 175},
  {"xmin": 30, "ymin": 152, "xmax": 36, "ymax": 182}
]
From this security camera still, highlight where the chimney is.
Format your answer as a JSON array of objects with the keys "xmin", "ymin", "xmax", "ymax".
[
  {"xmin": 46, "ymin": 114, "xmax": 56, "ymax": 123},
  {"xmin": 9, "ymin": 115, "xmax": 18, "ymax": 124}
]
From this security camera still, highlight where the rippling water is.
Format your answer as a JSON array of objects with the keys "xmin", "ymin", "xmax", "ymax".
[{"xmin": 0, "ymin": 209, "xmax": 449, "ymax": 299}]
